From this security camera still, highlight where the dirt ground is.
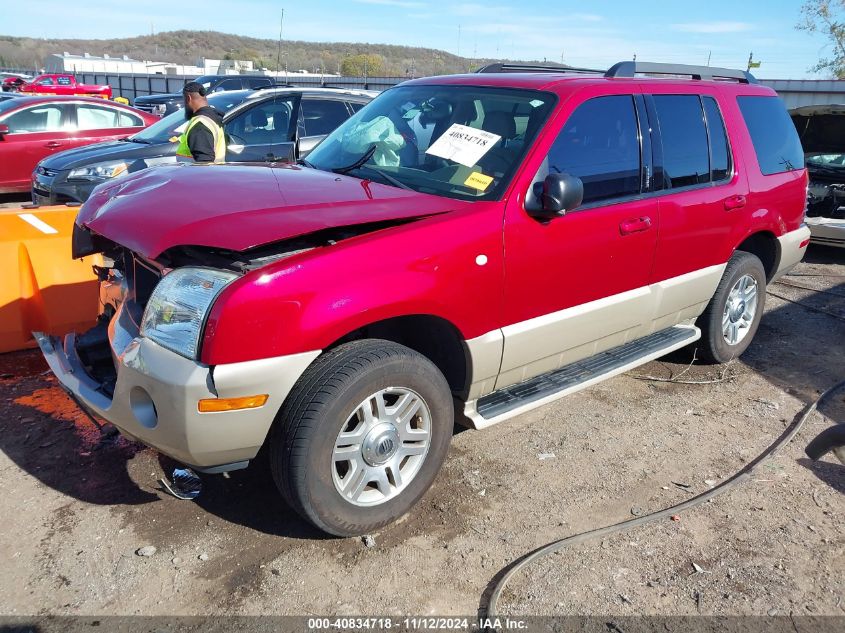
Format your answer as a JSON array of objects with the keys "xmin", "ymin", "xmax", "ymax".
[{"xmin": 0, "ymin": 246, "xmax": 843, "ymax": 620}]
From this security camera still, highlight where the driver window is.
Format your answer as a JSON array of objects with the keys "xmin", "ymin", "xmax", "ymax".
[{"xmin": 539, "ymin": 95, "xmax": 641, "ymax": 205}]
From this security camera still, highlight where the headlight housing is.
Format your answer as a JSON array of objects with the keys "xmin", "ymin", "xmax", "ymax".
[
  {"xmin": 68, "ymin": 160, "xmax": 130, "ymax": 181},
  {"xmin": 141, "ymin": 268, "xmax": 238, "ymax": 360}
]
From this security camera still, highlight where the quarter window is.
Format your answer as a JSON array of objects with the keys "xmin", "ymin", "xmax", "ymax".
[
  {"xmin": 546, "ymin": 95, "xmax": 641, "ymax": 204},
  {"xmin": 703, "ymin": 97, "xmax": 731, "ymax": 181},
  {"xmin": 737, "ymin": 96, "xmax": 804, "ymax": 175},
  {"xmin": 653, "ymin": 95, "xmax": 709, "ymax": 188}
]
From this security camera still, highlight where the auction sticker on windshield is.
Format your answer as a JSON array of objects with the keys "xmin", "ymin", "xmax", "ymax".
[{"xmin": 425, "ymin": 123, "xmax": 501, "ymax": 167}]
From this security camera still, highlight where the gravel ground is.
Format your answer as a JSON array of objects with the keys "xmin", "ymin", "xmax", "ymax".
[{"xmin": 0, "ymin": 247, "xmax": 842, "ymax": 619}]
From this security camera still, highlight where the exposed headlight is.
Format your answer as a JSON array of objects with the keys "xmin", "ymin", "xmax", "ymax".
[
  {"xmin": 68, "ymin": 160, "xmax": 129, "ymax": 181},
  {"xmin": 141, "ymin": 268, "xmax": 238, "ymax": 359}
]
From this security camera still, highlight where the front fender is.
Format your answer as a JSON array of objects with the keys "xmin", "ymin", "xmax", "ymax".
[{"xmin": 200, "ymin": 205, "xmax": 504, "ymax": 365}]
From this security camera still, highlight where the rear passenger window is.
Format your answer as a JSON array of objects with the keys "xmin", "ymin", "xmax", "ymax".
[
  {"xmin": 737, "ymin": 96, "xmax": 804, "ymax": 175},
  {"xmin": 547, "ymin": 95, "xmax": 641, "ymax": 204},
  {"xmin": 653, "ymin": 95, "xmax": 709, "ymax": 188},
  {"xmin": 703, "ymin": 97, "xmax": 731, "ymax": 181}
]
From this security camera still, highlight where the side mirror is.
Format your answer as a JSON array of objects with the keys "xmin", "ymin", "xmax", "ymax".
[
  {"xmin": 0, "ymin": 124, "xmax": 8, "ymax": 138},
  {"xmin": 528, "ymin": 173, "xmax": 583, "ymax": 218}
]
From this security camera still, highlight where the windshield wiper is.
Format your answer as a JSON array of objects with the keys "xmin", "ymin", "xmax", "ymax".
[
  {"xmin": 332, "ymin": 145, "xmax": 377, "ymax": 175},
  {"xmin": 126, "ymin": 137, "xmax": 152, "ymax": 144},
  {"xmin": 357, "ymin": 165, "xmax": 415, "ymax": 191}
]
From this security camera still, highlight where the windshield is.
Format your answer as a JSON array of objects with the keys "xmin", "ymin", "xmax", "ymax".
[
  {"xmin": 130, "ymin": 92, "xmax": 249, "ymax": 144},
  {"xmin": 807, "ymin": 153, "xmax": 845, "ymax": 168},
  {"xmin": 306, "ymin": 85, "xmax": 555, "ymax": 201}
]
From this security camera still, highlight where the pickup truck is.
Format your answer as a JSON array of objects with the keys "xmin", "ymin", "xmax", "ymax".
[{"xmin": 17, "ymin": 74, "xmax": 112, "ymax": 100}]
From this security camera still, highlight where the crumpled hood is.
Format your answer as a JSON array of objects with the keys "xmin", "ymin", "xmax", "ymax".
[
  {"xmin": 790, "ymin": 104, "xmax": 845, "ymax": 154},
  {"xmin": 78, "ymin": 163, "xmax": 457, "ymax": 259}
]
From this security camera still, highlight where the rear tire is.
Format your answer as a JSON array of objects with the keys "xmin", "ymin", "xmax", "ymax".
[
  {"xmin": 269, "ymin": 339, "xmax": 454, "ymax": 536},
  {"xmin": 696, "ymin": 251, "xmax": 766, "ymax": 364}
]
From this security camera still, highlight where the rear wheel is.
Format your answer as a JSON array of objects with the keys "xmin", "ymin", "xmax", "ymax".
[
  {"xmin": 269, "ymin": 339, "xmax": 453, "ymax": 536},
  {"xmin": 696, "ymin": 251, "xmax": 766, "ymax": 364}
]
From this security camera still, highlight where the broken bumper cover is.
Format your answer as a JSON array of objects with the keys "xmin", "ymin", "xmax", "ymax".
[{"xmin": 35, "ymin": 311, "xmax": 320, "ymax": 472}]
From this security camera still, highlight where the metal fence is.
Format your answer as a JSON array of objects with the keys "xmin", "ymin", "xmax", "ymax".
[
  {"xmin": 6, "ymin": 66, "xmax": 845, "ymax": 108},
  {"xmin": 1, "ymin": 68, "xmax": 406, "ymax": 101}
]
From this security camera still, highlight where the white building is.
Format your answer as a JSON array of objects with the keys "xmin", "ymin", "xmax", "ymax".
[{"xmin": 45, "ymin": 53, "xmax": 266, "ymax": 76}]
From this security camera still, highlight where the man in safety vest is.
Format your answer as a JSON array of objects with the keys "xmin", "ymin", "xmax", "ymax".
[{"xmin": 177, "ymin": 82, "xmax": 225, "ymax": 163}]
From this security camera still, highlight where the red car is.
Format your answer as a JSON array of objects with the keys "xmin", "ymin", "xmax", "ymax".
[
  {"xmin": 16, "ymin": 74, "xmax": 112, "ymax": 99},
  {"xmin": 0, "ymin": 96, "xmax": 156, "ymax": 193},
  {"xmin": 41, "ymin": 61, "xmax": 809, "ymax": 536}
]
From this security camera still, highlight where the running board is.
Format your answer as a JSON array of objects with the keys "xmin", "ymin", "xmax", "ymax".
[{"xmin": 465, "ymin": 325, "xmax": 700, "ymax": 429}]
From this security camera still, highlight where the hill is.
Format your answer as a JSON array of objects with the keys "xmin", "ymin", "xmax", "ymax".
[{"xmin": 0, "ymin": 30, "xmax": 546, "ymax": 77}]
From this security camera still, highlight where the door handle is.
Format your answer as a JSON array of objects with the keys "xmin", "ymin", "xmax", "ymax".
[
  {"xmin": 619, "ymin": 216, "xmax": 652, "ymax": 236},
  {"xmin": 45, "ymin": 141, "xmax": 63, "ymax": 149},
  {"xmin": 724, "ymin": 195, "xmax": 747, "ymax": 211}
]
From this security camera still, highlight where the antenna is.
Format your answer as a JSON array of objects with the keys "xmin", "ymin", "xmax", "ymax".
[{"xmin": 277, "ymin": 9, "xmax": 284, "ymax": 74}]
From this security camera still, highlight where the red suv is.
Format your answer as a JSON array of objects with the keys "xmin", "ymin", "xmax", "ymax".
[{"xmin": 39, "ymin": 61, "xmax": 810, "ymax": 536}]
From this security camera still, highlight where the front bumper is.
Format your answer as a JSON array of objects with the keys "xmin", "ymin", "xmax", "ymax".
[
  {"xmin": 806, "ymin": 216, "xmax": 845, "ymax": 248},
  {"xmin": 35, "ymin": 304, "xmax": 320, "ymax": 472},
  {"xmin": 32, "ymin": 171, "xmax": 97, "ymax": 206}
]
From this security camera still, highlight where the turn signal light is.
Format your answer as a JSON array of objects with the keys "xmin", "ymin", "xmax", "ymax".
[{"xmin": 198, "ymin": 394, "xmax": 269, "ymax": 413}]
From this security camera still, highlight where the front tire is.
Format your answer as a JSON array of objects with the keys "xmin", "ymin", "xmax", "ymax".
[
  {"xmin": 269, "ymin": 339, "xmax": 454, "ymax": 536},
  {"xmin": 696, "ymin": 251, "xmax": 766, "ymax": 364}
]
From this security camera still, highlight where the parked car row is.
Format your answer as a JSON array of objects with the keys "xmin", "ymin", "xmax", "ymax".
[
  {"xmin": 0, "ymin": 87, "xmax": 375, "ymax": 198},
  {"xmin": 29, "ymin": 87, "xmax": 374, "ymax": 204},
  {"xmin": 132, "ymin": 74, "xmax": 276, "ymax": 116},
  {"xmin": 0, "ymin": 96, "xmax": 158, "ymax": 193}
]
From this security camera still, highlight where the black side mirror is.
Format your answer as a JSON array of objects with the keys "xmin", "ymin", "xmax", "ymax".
[
  {"xmin": 528, "ymin": 172, "xmax": 583, "ymax": 218},
  {"xmin": 0, "ymin": 124, "xmax": 8, "ymax": 138}
]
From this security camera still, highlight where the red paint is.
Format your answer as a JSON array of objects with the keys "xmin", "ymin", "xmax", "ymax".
[
  {"xmin": 16, "ymin": 74, "xmax": 112, "ymax": 99},
  {"xmin": 77, "ymin": 72, "xmax": 807, "ymax": 366},
  {"xmin": 0, "ymin": 96, "xmax": 156, "ymax": 193}
]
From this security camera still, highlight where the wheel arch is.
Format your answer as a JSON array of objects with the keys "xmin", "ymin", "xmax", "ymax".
[
  {"xmin": 735, "ymin": 230, "xmax": 779, "ymax": 282},
  {"xmin": 326, "ymin": 314, "xmax": 471, "ymax": 398}
]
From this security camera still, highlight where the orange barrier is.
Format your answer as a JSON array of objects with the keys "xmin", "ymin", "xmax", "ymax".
[{"xmin": 0, "ymin": 205, "xmax": 101, "ymax": 354}]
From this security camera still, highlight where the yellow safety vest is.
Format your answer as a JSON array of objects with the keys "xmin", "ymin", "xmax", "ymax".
[{"xmin": 176, "ymin": 115, "xmax": 226, "ymax": 163}]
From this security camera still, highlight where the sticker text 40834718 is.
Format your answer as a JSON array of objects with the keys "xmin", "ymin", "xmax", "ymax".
[{"xmin": 425, "ymin": 123, "xmax": 501, "ymax": 168}]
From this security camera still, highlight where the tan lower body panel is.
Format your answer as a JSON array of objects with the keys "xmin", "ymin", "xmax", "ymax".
[
  {"xmin": 486, "ymin": 263, "xmax": 726, "ymax": 393},
  {"xmin": 772, "ymin": 224, "xmax": 813, "ymax": 280}
]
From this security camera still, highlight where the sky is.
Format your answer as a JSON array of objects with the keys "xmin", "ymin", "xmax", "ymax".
[{"xmin": 6, "ymin": 0, "xmax": 837, "ymax": 79}]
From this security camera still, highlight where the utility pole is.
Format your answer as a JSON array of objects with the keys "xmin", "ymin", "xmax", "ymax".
[
  {"xmin": 457, "ymin": 25, "xmax": 461, "ymax": 58},
  {"xmin": 277, "ymin": 9, "xmax": 284, "ymax": 74},
  {"xmin": 707, "ymin": 50, "xmax": 712, "ymax": 66}
]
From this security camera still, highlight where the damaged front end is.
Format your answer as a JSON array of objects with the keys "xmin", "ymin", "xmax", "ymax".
[{"xmin": 37, "ymin": 213, "xmax": 430, "ymax": 470}]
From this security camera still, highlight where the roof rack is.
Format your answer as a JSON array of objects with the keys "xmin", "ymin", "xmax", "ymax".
[
  {"xmin": 605, "ymin": 61, "xmax": 757, "ymax": 84},
  {"xmin": 475, "ymin": 62, "xmax": 603, "ymax": 75}
]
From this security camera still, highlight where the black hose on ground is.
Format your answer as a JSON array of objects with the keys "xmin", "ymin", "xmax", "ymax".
[{"xmin": 479, "ymin": 378, "xmax": 845, "ymax": 622}]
